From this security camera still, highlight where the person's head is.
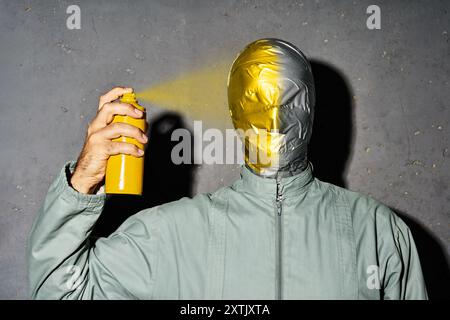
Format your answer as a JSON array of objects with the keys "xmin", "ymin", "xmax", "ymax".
[{"xmin": 228, "ymin": 38, "xmax": 315, "ymax": 178}]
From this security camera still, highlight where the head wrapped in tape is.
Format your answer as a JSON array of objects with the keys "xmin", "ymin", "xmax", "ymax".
[{"xmin": 228, "ymin": 38, "xmax": 315, "ymax": 178}]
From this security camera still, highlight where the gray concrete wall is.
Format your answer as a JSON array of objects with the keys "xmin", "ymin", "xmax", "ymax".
[{"xmin": 0, "ymin": 0, "xmax": 448, "ymax": 299}]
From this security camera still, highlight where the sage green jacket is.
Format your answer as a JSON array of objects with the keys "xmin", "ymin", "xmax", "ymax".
[{"xmin": 28, "ymin": 161, "xmax": 427, "ymax": 299}]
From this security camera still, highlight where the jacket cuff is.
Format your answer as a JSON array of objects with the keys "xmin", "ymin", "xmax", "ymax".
[{"xmin": 54, "ymin": 161, "xmax": 107, "ymax": 211}]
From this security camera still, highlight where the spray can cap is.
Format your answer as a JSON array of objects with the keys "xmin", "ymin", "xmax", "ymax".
[
  {"xmin": 121, "ymin": 92, "xmax": 137, "ymax": 103},
  {"xmin": 121, "ymin": 92, "xmax": 145, "ymax": 111}
]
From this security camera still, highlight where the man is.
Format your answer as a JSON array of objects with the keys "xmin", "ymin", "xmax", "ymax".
[{"xmin": 28, "ymin": 39, "xmax": 427, "ymax": 299}]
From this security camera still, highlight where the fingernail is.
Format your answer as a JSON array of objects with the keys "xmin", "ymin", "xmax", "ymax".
[
  {"xmin": 142, "ymin": 133, "xmax": 148, "ymax": 142},
  {"xmin": 138, "ymin": 149, "xmax": 144, "ymax": 156},
  {"xmin": 134, "ymin": 108, "xmax": 143, "ymax": 116}
]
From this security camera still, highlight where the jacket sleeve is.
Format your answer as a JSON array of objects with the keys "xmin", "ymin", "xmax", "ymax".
[
  {"xmin": 27, "ymin": 162, "xmax": 159, "ymax": 300},
  {"xmin": 379, "ymin": 207, "xmax": 428, "ymax": 300}
]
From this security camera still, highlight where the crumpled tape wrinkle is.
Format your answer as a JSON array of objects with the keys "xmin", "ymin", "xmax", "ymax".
[{"xmin": 228, "ymin": 38, "xmax": 315, "ymax": 177}]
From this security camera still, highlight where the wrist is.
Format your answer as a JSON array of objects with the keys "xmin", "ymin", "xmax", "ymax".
[{"xmin": 70, "ymin": 171, "xmax": 99, "ymax": 194}]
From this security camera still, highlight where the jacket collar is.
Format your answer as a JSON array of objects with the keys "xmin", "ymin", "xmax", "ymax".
[{"xmin": 238, "ymin": 161, "xmax": 314, "ymax": 198}]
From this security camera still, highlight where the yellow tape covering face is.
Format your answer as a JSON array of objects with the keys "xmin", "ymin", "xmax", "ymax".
[{"xmin": 228, "ymin": 39, "xmax": 284, "ymax": 175}]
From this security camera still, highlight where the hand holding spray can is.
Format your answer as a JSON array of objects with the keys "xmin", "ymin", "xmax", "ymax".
[{"xmin": 105, "ymin": 92, "xmax": 146, "ymax": 195}]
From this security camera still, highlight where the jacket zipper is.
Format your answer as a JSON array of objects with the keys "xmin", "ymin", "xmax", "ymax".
[{"xmin": 275, "ymin": 176, "xmax": 283, "ymax": 300}]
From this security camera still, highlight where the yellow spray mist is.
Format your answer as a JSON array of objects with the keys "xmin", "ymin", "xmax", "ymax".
[{"xmin": 135, "ymin": 61, "xmax": 233, "ymax": 129}]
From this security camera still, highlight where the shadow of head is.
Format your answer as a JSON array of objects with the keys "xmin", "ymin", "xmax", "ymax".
[
  {"xmin": 92, "ymin": 112, "xmax": 196, "ymax": 238},
  {"xmin": 308, "ymin": 60, "xmax": 354, "ymax": 188},
  {"xmin": 394, "ymin": 209, "xmax": 450, "ymax": 300}
]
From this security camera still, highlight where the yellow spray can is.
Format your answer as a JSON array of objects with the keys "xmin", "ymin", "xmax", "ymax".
[{"xmin": 105, "ymin": 92, "xmax": 146, "ymax": 195}]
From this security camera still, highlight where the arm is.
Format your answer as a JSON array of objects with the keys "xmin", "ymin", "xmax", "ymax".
[
  {"xmin": 380, "ymin": 209, "xmax": 428, "ymax": 300},
  {"xmin": 27, "ymin": 87, "xmax": 151, "ymax": 299},
  {"xmin": 28, "ymin": 162, "xmax": 158, "ymax": 299}
]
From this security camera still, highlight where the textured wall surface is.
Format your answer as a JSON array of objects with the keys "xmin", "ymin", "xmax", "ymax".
[{"xmin": 0, "ymin": 0, "xmax": 448, "ymax": 299}]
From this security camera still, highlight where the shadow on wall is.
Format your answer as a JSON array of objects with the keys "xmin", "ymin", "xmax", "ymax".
[
  {"xmin": 308, "ymin": 60, "xmax": 354, "ymax": 188},
  {"xmin": 308, "ymin": 60, "xmax": 450, "ymax": 300},
  {"xmin": 92, "ymin": 112, "xmax": 197, "ymax": 238}
]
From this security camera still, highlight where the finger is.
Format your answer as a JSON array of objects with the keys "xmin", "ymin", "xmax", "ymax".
[
  {"xmin": 98, "ymin": 87, "xmax": 133, "ymax": 110},
  {"xmin": 91, "ymin": 102, "xmax": 144, "ymax": 129},
  {"xmin": 107, "ymin": 141, "xmax": 144, "ymax": 157},
  {"xmin": 99, "ymin": 122, "xmax": 148, "ymax": 144}
]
